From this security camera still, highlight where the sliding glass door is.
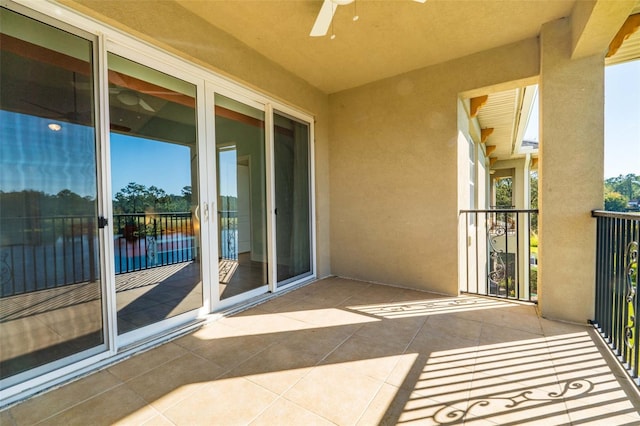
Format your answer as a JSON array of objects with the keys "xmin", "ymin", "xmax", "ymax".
[
  {"xmin": 274, "ymin": 112, "xmax": 312, "ymax": 285},
  {"xmin": 107, "ymin": 53, "xmax": 203, "ymax": 335},
  {"xmin": 214, "ymin": 94, "xmax": 268, "ymax": 300},
  {"xmin": 0, "ymin": 8, "xmax": 105, "ymax": 386}
]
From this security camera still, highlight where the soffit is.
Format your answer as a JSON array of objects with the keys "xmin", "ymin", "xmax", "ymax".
[
  {"xmin": 606, "ymin": 3, "xmax": 640, "ymax": 65},
  {"xmin": 477, "ymin": 89, "xmax": 518, "ymax": 161},
  {"xmin": 174, "ymin": 0, "xmax": 576, "ymax": 94}
]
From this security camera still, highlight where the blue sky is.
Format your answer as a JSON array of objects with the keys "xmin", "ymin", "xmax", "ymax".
[
  {"xmin": 110, "ymin": 133, "xmax": 191, "ymax": 196},
  {"xmin": 524, "ymin": 59, "xmax": 640, "ymax": 178},
  {"xmin": 603, "ymin": 60, "xmax": 640, "ymax": 178}
]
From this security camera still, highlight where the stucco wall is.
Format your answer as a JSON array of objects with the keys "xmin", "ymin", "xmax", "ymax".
[
  {"xmin": 328, "ymin": 38, "xmax": 539, "ymax": 294},
  {"xmin": 61, "ymin": 0, "xmax": 332, "ymax": 279},
  {"xmin": 539, "ymin": 18, "xmax": 603, "ymax": 323}
]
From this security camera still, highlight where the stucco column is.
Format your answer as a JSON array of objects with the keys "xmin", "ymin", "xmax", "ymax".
[{"xmin": 538, "ymin": 18, "xmax": 604, "ymax": 323}]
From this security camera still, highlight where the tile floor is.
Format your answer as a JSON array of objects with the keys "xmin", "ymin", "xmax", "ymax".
[{"xmin": 2, "ymin": 277, "xmax": 640, "ymax": 425}]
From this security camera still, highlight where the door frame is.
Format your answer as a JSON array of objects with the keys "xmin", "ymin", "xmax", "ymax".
[{"xmin": 105, "ymin": 40, "xmax": 213, "ymax": 348}]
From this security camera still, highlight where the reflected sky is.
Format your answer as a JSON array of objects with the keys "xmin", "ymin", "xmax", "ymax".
[
  {"xmin": 0, "ymin": 110, "xmax": 195, "ymax": 198},
  {"xmin": 0, "ymin": 110, "xmax": 97, "ymax": 197},
  {"xmin": 110, "ymin": 132, "xmax": 191, "ymax": 196}
]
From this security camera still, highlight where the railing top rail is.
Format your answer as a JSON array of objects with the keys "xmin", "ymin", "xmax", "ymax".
[
  {"xmin": 459, "ymin": 209, "xmax": 539, "ymax": 214},
  {"xmin": 592, "ymin": 210, "xmax": 640, "ymax": 220},
  {"xmin": 113, "ymin": 212, "xmax": 192, "ymax": 217}
]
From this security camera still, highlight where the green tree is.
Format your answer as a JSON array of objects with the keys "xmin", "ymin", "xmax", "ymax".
[
  {"xmin": 530, "ymin": 172, "xmax": 538, "ymax": 209},
  {"xmin": 604, "ymin": 191, "xmax": 628, "ymax": 212},
  {"xmin": 529, "ymin": 172, "xmax": 538, "ymax": 231},
  {"xmin": 495, "ymin": 177, "xmax": 512, "ymax": 208},
  {"xmin": 114, "ymin": 182, "xmax": 148, "ymax": 213},
  {"xmin": 605, "ymin": 174, "xmax": 640, "ymax": 202}
]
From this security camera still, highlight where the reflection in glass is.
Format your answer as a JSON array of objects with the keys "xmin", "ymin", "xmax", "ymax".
[
  {"xmin": 274, "ymin": 113, "xmax": 312, "ymax": 284},
  {"xmin": 0, "ymin": 9, "xmax": 103, "ymax": 383},
  {"xmin": 108, "ymin": 53, "xmax": 202, "ymax": 334},
  {"xmin": 215, "ymin": 95, "xmax": 268, "ymax": 299}
]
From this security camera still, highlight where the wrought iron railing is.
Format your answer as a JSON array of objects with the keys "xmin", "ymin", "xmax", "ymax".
[
  {"xmin": 1, "ymin": 215, "xmax": 99, "ymax": 297},
  {"xmin": 591, "ymin": 210, "xmax": 640, "ymax": 386},
  {"xmin": 0, "ymin": 212, "xmax": 195, "ymax": 297},
  {"xmin": 219, "ymin": 209, "xmax": 238, "ymax": 261},
  {"xmin": 460, "ymin": 209, "xmax": 539, "ymax": 302},
  {"xmin": 113, "ymin": 212, "xmax": 195, "ymax": 274}
]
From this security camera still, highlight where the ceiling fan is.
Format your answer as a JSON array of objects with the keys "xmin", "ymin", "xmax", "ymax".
[
  {"xmin": 74, "ymin": 81, "xmax": 155, "ymax": 112},
  {"xmin": 113, "ymin": 89, "xmax": 155, "ymax": 113},
  {"xmin": 310, "ymin": 0, "xmax": 426, "ymax": 37}
]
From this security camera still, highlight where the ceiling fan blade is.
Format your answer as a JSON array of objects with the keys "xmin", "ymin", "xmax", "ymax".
[
  {"xmin": 310, "ymin": 0, "xmax": 337, "ymax": 37},
  {"xmin": 23, "ymin": 100, "xmax": 63, "ymax": 116},
  {"xmin": 138, "ymin": 98, "xmax": 155, "ymax": 112}
]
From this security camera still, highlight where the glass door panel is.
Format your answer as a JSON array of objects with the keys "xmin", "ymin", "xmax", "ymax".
[
  {"xmin": 274, "ymin": 113, "xmax": 312, "ymax": 284},
  {"xmin": 108, "ymin": 53, "xmax": 202, "ymax": 334},
  {"xmin": 0, "ymin": 8, "xmax": 104, "ymax": 384},
  {"xmin": 214, "ymin": 94, "xmax": 267, "ymax": 300}
]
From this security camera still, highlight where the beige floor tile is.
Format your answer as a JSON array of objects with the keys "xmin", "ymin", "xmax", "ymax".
[
  {"xmin": 392, "ymin": 391, "xmax": 463, "ymax": 426},
  {"xmin": 563, "ymin": 373, "xmax": 640, "ymax": 422},
  {"xmin": 163, "ymin": 377, "xmax": 278, "ymax": 425},
  {"xmin": 9, "ymin": 370, "xmax": 122, "ymax": 425},
  {"xmin": 283, "ymin": 363, "xmax": 384, "ymax": 425},
  {"xmin": 140, "ymin": 413, "xmax": 176, "ymax": 426},
  {"xmin": 356, "ymin": 382, "xmax": 407, "ymax": 426},
  {"xmin": 342, "ymin": 283, "xmax": 411, "ymax": 305},
  {"xmin": 385, "ymin": 352, "xmax": 426, "ymax": 389},
  {"xmin": 125, "ymin": 353, "xmax": 225, "ymax": 412},
  {"xmin": 0, "ymin": 408, "xmax": 17, "ymax": 426},
  {"xmin": 406, "ymin": 329, "xmax": 478, "ymax": 366},
  {"xmin": 243, "ymin": 366, "xmax": 315, "ymax": 397},
  {"xmin": 218, "ymin": 311, "xmax": 315, "ymax": 335},
  {"xmin": 221, "ymin": 341, "xmax": 325, "ymax": 394},
  {"xmin": 320, "ymin": 334, "xmax": 406, "ymax": 381},
  {"xmin": 483, "ymin": 310, "xmax": 543, "ymax": 336},
  {"xmin": 354, "ymin": 316, "xmax": 426, "ymax": 348},
  {"xmin": 192, "ymin": 332, "xmax": 276, "ymax": 371},
  {"xmin": 478, "ymin": 322, "xmax": 543, "ymax": 346},
  {"xmin": 411, "ymin": 368, "xmax": 473, "ymax": 409},
  {"xmin": 280, "ymin": 306, "xmax": 379, "ymax": 328},
  {"xmin": 423, "ymin": 313, "xmax": 483, "ymax": 342},
  {"xmin": 467, "ymin": 369, "xmax": 563, "ymax": 403},
  {"xmin": 108, "ymin": 342, "xmax": 189, "ymax": 381},
  {"xmin": 459, "ymin": 374, "xmax": 571, "ymax": 424},
  {"xmin": 254, "ymin": 294, "xmax": 302, "ymax": 314},
  {"xmin": 37, "ymin": 384, "xmax": 159, "ymax": 426},
  {"xmin": 173, "ymin": 321, "xmax": 248, "ymax": 351},
  {"xmin": 461, "ymin": 397, "xmax": 571, "ymax": 425},
  {"xmin": 540, "ymin": 317, "xmax": 589, "ymax": 336},
  {"xmin": 250, "ymin": 397, "xmax": 334, "ymax": 426}
]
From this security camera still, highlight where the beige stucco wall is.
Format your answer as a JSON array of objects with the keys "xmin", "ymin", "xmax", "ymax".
[
  {"xmin": 328, "ymin": 38, "xmax": 539, "ymax": 295},
  {"xmin": 61, "ymin": 0, "xmax": 333, "ymax": 279},
  {"xmin": 539, "ymin": 17, "xmax": 604, "ymax": 323}
]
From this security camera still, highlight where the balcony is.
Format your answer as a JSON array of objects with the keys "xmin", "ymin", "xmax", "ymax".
[
  {"xmin": 460, "ymin": 209, "xmax": 539, "ymax": 303},
  {"xmin": 2, "ymin": 277, "xmax": 639, "ymax": 424}
]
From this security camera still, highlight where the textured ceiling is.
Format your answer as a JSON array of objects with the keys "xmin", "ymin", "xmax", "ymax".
[{"xmin": 175, "ymin": 0, "xmax": 577, "ymax": 94}]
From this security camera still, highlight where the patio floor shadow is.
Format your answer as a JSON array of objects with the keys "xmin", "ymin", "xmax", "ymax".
[{"xmin": 2, "ymin": 277, "xmax": 639, "ymax": 425}]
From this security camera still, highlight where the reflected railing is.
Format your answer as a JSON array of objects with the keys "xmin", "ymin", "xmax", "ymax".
[
  {"xmin": 460, "ymin": 209, "xmax": 539, "ymax": 303},
  {"xmin": 113, "ymin": 212, "xmax": 195, "ymax": 274},
  {"xmin": 1, "ymin": 215, "xmax": 98, "ymax": 297},
  {"xmin": 0, "ymin": 212, "xmax": 195, "ymax": 297},
  {"xmin": 591, "ymin": 210, "xmax": 639, "ymax": 387},
  {"xmin": 219, "ymin": 209, "xmax": 238, "ymax": 261}
]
